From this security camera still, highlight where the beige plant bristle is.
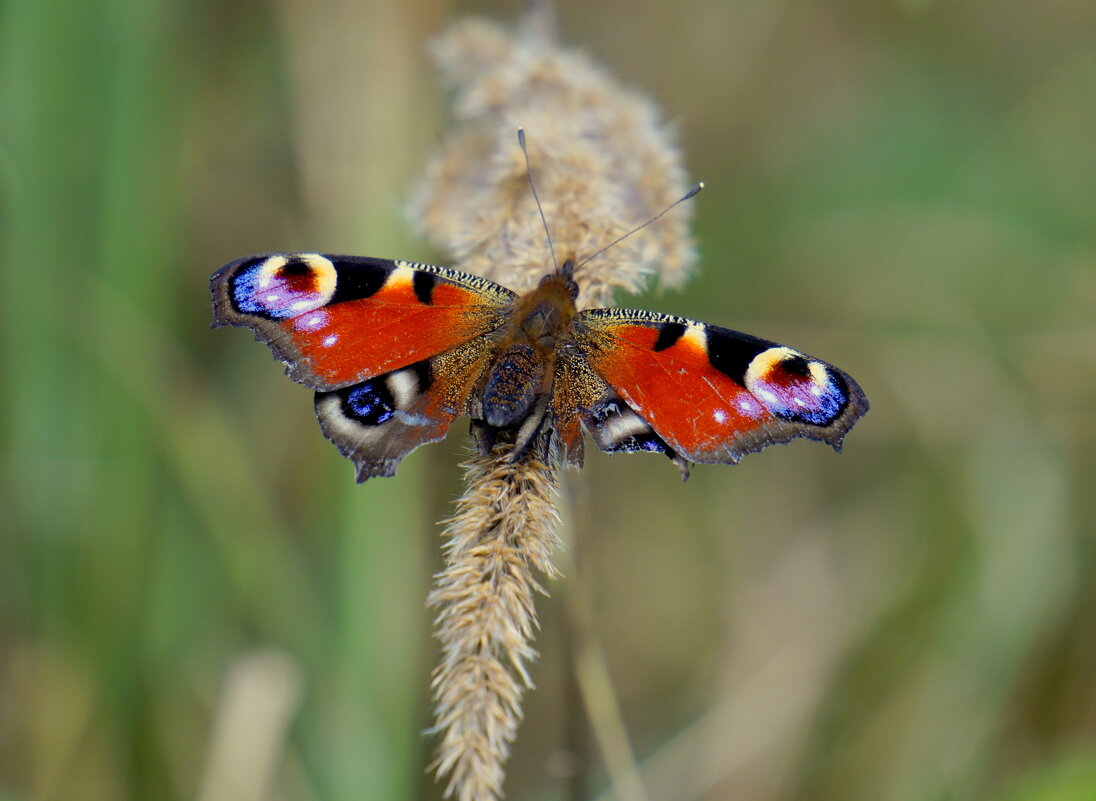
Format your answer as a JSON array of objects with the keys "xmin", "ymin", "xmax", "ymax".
[
  {"xmin": 408, "ymin": 18, "xmax": 697, "ymax": 309},
  {"xmin": 428, "ymin": 442, "xmax": 561, "ymax": 801}
]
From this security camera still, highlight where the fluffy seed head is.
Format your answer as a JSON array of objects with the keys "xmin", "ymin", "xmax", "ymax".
[
  {"xmin": 408, "ymin": 19, "xmax": 697, "ymax": 308},
  {"xmin": 428, "ymin": 443, "xmax": 562, "ymax": 801}
]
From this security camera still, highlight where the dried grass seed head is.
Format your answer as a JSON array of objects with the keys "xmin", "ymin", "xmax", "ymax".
[
  {"xmin": 428, "ymin": 445, "xmax": 562, "ymax": 801},
  {"xmin": 408, "ymin": 19, "xmax": 697, "ymax": 309}
]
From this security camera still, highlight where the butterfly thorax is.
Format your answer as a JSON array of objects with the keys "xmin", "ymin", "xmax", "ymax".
[{"xmin": 507, "ymin": 269, "xmax": 579, "ymax": 345}]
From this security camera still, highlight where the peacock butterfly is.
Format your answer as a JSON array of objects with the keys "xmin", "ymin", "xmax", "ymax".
[{"xmin": 210, "ymin": 248, "xmax": 868, "ymax": 481}]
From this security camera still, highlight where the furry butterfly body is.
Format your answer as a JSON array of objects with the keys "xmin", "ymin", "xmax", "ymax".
[{"xmin": 211, "ymin": 253, "xmax": 868, "ymax": 481}]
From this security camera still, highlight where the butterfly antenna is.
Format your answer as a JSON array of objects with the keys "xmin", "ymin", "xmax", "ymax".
[
  {"xmin": 517, "ymin": 128, "xmax": 560, "ymax": 273},
  {"xmin": 576, "ymin": 182, "xmax": 704, "ymax": 270}
]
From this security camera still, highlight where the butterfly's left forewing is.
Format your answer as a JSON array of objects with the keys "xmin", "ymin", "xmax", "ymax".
[{"xmin": 573, "ymin": 309, "xmax": 868, "ymax": 467}]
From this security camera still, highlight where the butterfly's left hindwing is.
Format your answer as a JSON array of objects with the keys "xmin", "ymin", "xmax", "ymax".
[
  {"xmin": 573, "ymin": 309, "xmax": 868, "ymax": 467},
  {"xmin": 211, "ymin": 253, "xmax": 514, "ymax": 391},
  {"xmin": 314, "ymin": 335, "xmax": 496, "ymax": 481}
]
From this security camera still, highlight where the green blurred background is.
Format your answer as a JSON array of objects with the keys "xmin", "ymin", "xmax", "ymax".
[{"xmin": 2, "ymin": 0, "xmax": 1095, "ymax": 799}]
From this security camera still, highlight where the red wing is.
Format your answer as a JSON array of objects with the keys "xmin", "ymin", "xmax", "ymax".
[
  {"xmin": 552, "ymin": 347, "xmax": 692, "ymax": 476},
  {"xmin": 211, "ymin": 253, "xmax": 514, "ymax": 391},
  {"xmin": 574, "ymin": 309, "xmax": 868, "ymax": 465}
]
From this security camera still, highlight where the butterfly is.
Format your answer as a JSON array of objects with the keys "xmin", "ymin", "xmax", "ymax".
[{"xmin": 210, "ymin": 251, "xmax": 868, "ymax": 481}]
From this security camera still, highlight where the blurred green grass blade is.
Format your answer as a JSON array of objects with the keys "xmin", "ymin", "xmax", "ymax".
[{"xmin": 999, "ymin": 755, "xmax": 1096, "ymax": 801}]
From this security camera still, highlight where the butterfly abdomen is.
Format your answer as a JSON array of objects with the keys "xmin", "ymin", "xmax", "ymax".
[{"xmin": 482, "ymin": 344, "xmax": 544, "ymax": 428}]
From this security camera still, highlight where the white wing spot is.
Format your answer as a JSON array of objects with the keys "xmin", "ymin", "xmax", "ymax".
[
  {"xmin": 388, "ymin": 263, "xmax": 416, "ymax": 289},
  {"xmin": 294, "ymin": 310, "xmax": 329, "ymax": 331},
  {"xmin": 681, "ymin": 323, "xmax": 707, "ymax": 350},
  {"xmin": 322, "ymin": 334, "xmax": 338, "ymax": 347},
  {"xmin": 737, "ymin": 397, "xmax": 764, "ymax": 418},
  {"xmin": 386, "ymin": 369, "xmax": 419, "ymax": 408},
  {"xmin": 606, "ymin": 411, "xmax": 650, "ymax": 442},
  {"xmin": 713, "ymin": 409, "xmax": 727, "ymax": 424}
]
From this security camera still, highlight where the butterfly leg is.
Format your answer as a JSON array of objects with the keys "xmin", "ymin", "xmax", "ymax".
[{"xmin": 507, "ymin": 390, "xmax": 553, "ymax": 462}]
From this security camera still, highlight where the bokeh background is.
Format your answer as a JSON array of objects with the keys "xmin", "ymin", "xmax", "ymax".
[{"xmin": 2, "ymin": 0, "xmax": 1095, "ymax": 799}]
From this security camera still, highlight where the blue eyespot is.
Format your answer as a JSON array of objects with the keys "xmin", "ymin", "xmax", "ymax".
[{"xmin": 344, "ymin": 381, "xmax": 395, "ymax": 426}]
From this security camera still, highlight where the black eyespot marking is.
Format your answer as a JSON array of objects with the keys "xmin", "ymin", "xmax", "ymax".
[
  {"xmin": 339, "ymin": 379, "xmax": 397, "ymax": 427},
  {"xmin": 409, "ymin": 359, "xmax": 432, "ymax": 391},
  {"xmin": 749, "ymin": 355, "xmax": 851, "ymax": 426},
  {"xmin": 278, "ymin": 258, "xmax": 312, "ymax": 277},
  {"xmin": 611, "ymin": 430, "xmax": 672, "ymax": 454},
  {"xmin": 413, "ymin": 270, "xmax": 436, "ymax": 305},
  {"xmin": 780, "ymin": 354, "xmax": 811, "ymax": 376},
  {"xmin": 275, "ymin": 259, "xmax": 322, "ymax": 296},
  {"xmin": 653, "ymin": 322, "xmax": 687, "ymax": 352},
  {"xmin": 330, "ymin": 259, "xmax": 389, "ymax": 304}
]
